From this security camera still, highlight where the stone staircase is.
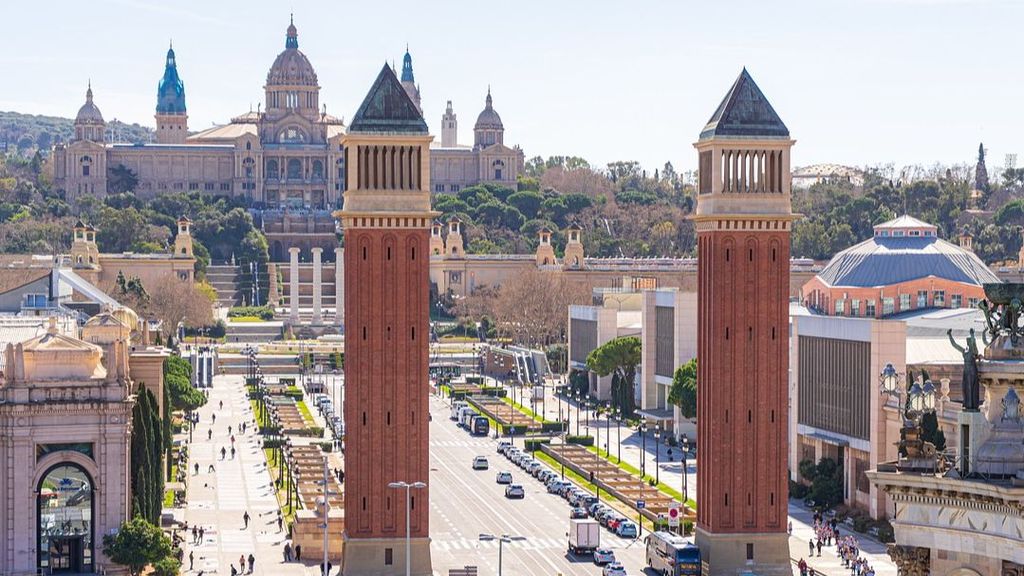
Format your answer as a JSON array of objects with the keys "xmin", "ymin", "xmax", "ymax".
[
  {"xmin": 224, "ymin": 321, "xmax": 283, "ymax": 344},
  {"xmin": 207, "ymin": 264, "xmax": 272, "ymax": 308},
  {"xmin": 218, "ymin": 352, "xmax": 297, "ymax": 374},
  {"xmin": 207, "ymin": 265, "xmax": 243, "ymax": 307}
]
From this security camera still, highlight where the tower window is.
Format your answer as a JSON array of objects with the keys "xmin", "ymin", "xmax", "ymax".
[
  {"xmin": 362, "ymin": 497, "xmax": 367, "ymax": 510},
  {"xmin": 387, "ymin": 411, "xmax": 391, "ymax": 425},
  {"xmin": 746, "ymin": 543, "xmax": 754, "ymax": 560},
  {"xmin": 725, "ymin": 493, "xmax": 729, "ymax": 506},
  {"xmin": 411, "ymin": 246, "xmax": 416, "ymax": 260},
  {"xmin": 362, "ymin": 412, "xmax": 367, "ymax": 425},
  {"xmin": 725, "ymin": 249, "xmax": 730, "ymax": 262},
  {"xmin": 362, "ymin": 326, "xmax": 367, "ymax": 340},
  {"xmin": 749, "ymin": 248, "xmax": 753, "ymax": 261},
  {"xmin": 363, "ymin": 246, "xmax": 367, "ymax": 260},
  {"xmin": 770, "ymin": 492, "xmax": 775, "ymax": 505},
  {"xmin": 387, "ymin": 247, "xmax": 391, "ymax": 260},
  {"xmin": 771, "ymin": 409, "xmax": 775, "ymax": 423},
  {"xmin": 387, "ymin": 496, "xmax": 391, "ymax": 510},
  {"xmin": 411, "ymin": 326, "xmax": 415, "ymax": 340},
  {"xmin": 411, "ymin": 495, "xmax": 416, "ymax": 510},
  {"xmin": 384, "ymin": 548, "xmax": 393, "ymax": 565},
  {"xmin": 748, "ymin": 410, "xmax": 752, "ymax": 423}
]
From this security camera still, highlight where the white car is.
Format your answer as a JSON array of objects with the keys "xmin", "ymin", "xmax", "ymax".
[
  {"xmin": 602, "ymin": 562, "xmax": 627, "ymax": 576},
  {"xmin": 472, "ymin": 456, "xmax": 489, "ymax": 470},
  {"xmin": 505, "ymin": 484, "xmax": 525, "ymax": 499},
  {"xmin": 495, "ymin": 471, "xmax": 513, "ymax": 484}
]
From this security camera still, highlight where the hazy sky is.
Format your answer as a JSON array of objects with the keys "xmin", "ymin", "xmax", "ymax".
[{"xmin": 2, "ymin": 0, "xmax": 1020, "ymax": 174}]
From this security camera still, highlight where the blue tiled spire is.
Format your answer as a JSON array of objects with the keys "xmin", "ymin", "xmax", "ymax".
[
  {"xmin": 286, "ymin": 14, "xmax": 298, "ymax": 49},
  {"xmin": 401, "ymin": 45, "xmax": 415, "ymax": 83},
  {"xmin": 156, "ymin": 43, "xmax": 186, "ymax": 114}
]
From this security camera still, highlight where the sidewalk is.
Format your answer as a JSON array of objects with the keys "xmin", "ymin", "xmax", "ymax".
[
  {"xmin": 180, "ymin": 374, "xmax": 310, "ymax": 574},
  {"xmin": 787, "ymin": 503, "xmax": 896, "ymax": 575}
]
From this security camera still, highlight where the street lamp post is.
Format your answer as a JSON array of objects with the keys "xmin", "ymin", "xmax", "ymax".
[
  {"xmin": 681, "ymin": 434, "xmax": 689, "ymax": 506},
  {"xmin": 638, "ymin": 424, "xmax": 647, "ymax": 478},
  {"xmin": 479, "ymin": 533, "xmax": 525, "ymax": 576},
  {"xmin": 614, "ymin": 410, "xmax": 622, "ymax": 463},
  {"xmin": 654, "ymin": 428, "xmax": 661, "ymax": 485},
  {"xmin": 389, "ymin": 481, "xmax": 427, "ymax": 576}
]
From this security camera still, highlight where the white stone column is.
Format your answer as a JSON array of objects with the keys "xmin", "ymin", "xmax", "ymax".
[
  {"xmin": 335, "ymin": 248, "xmax": 344, "ymax": 328},
  {"xmin": 312, "ymin": 247, "xmax": 323, "ymax": 325},
  {"xmin": 289, "ymin": 247, "xmax": 300, "ymax": 325}
]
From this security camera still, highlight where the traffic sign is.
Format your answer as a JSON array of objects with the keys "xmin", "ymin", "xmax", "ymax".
[
  {"xmin": 667, "ymin": 503, "xmax": 680, "ymax": 527},
  {"xmin": 636, "ymin": 500, "xmax": 646, "ymax": 509}
]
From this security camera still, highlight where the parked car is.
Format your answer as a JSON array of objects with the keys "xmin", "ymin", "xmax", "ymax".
[
  {"xmin": 559, "ymin": 483, "xmax": 579, "ymax": 498},
  {"xmin": 496, "ymin": 471, "xmax": 513, "ymax": 484},
  {"xmin": 589, "ymin": 502, "xmax": 609, "ymax": 518},
  {"xmin": 472, "ymin": 456, "xmax": 489, "ymax": 470},
  {"xmin": 525, "ymin": 461, "xmax": 542, "ymax": 476},
  {"xmin": 496, "ymin": 441, "xmax": 511, "ymax": 454},
  {"xmin": 602, "ymin": 562, "xmax": 627, "ymax": 576},
  {"xmin": 615, "ymin": 520, "xmax": 638, "ymax": 539},
  {"xmin": 548, "ymin": 481, "xmax": 568, "ymax": 494},
  {"xmin": 537, "ymin": 470, "xmax": 553, "ymax": 483},
  {"xmin": 570, "ymin": 507, "xmax": 589, "ymax": 519},
  {"xmin": 593, "ymin": 548, "xmax": 616, "ymax": 566},
  {"xmin": 505, "ymin": 484, "xmax": 525, "ymax": 499},
  {"xmin": 579, "ymin": 495, "xmax": 599, "ymax": 510},
  {"xmin": 606, "ymin": 516, "xmax": 626, "ymax": 531}
]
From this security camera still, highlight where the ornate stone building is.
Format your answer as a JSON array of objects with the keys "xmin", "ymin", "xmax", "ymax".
[
  {"xmin": 429, "ymin": 88, "xmax": 525, "ymax": 193},
  {"xmin": 869, "ymin": 285, "xmax": 1024, "ymax": 575},
  {"xmin": 0, "ymin": 318, "xmax": 135, "ymax": 575}
]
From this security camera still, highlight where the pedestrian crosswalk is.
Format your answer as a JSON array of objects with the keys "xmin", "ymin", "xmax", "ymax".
[
  {"xmin": 430, "ymin": 439, "xmax": 493, "ymax": 449},
  {"xmin": 431, "ymin": 534, "xmax": 639, "ymax": 553}
]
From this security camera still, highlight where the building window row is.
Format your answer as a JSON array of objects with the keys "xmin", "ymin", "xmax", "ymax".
[{"xmin": 834, "ymin": 289, "xmax": 968, "ymax": 317}]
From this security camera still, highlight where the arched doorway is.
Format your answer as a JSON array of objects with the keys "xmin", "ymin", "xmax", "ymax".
[
  {"xmin": 37, "ymin": 463, "xmax": 94, "ymax": 573},
  {"xmin": 272, "ymin": 240, "xmax": 284, "ymax": 262}
]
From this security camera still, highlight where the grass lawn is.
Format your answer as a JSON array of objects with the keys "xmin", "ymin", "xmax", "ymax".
[
  {"xmin": 296, "ymin": 400, "xmax": 315, "ymax": 426},
  {"xmin": 263, "ymin": 448, "xmax": 298, "ymax": 524},
  {"xmin": 501, "ymin": 396, "xmax": 558, "ymax": 425},
  {"xmin": 586, "ymin": 445, "xmax": 697, "ymax": 510},
  {"xmin": 534, "ymin": 450, "xmax": 658, "ymax": 532}
]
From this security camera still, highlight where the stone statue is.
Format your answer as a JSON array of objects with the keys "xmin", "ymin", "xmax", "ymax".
[{"xmin": 948, "ymin": 328, "xmax": 981, "ymax": 411}]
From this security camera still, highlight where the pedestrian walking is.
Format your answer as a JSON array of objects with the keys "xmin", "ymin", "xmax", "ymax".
[
  {"xmin": 189, "ymin": 550, "xmax": 194, "ymax": 571},
  {"xmin": 248, "ymin": 553, "xmax": 255, "ymax": 573},
  {"xmin": 809, "ymin": 539, "xmax": 814, "ymax": 556},
  {"xmin": 194, "ymin": 462, "xmax": 199, "ymax": 476},
  {"xmin": 230, "ymin": 564, "xmax": 238, "ymax": 576},
  {"xmin": 230, "ymin": 446, "xmax": 236, "ymax": 459},
  {"xmin": 208, "ymin": 428, "xmax": 213, "ymax": 441},
  {"xmin": 219, "ymin": 400, "xmax": 224, "ymax": 410},
  {"xmin": 284, "ymin": 542, "xmax": 293, "ymax": 562},
  {"xmin": 199, "ymin": 526, "xmax": 205, "ymax": 543},
  {"xmin": 221, "ymin": 447, "xmax": 226, "ymax": 460},
  {"xmin": 191, "ymin": 525, "xmax": 198, "ymax": 544},
  {"xmin": 231, "ymin": 434, "xmax": 236, "ymax": 446},
  {"xmin": 295, "ymin": 544, "xmax": 302, "ymax": 561},
  {"xmin": 817, "ymin": 539, "xmax": 822, "ymax": 556},
  {"xmin": 277, "ymin": 513, "xmax": 283, "ymax": 532},
  {"xmin": 228, "ymin": 425, "xmax": 233, "ymax": 435},
  {"xmin": 239, "ymin": 555, "xmax": 245, "ymax": 573},
  {"xmin": 212, "ymin": 413, "xmax": 216, "ymax": 424},
  {"xmin": 243, "ymin": 511, "xmax": 250, "ymax": 528},
  {"xmin": 208, "ymin": 464, "xmax": 215, "ymax": 473}
]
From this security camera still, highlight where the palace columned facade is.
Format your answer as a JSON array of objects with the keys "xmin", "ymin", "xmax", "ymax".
[{"xmin": 52, "ymin": 20, "xmax": 523, "ymax": 214}]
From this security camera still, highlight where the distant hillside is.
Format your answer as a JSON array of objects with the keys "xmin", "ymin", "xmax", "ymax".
[{"xmin": 0, "ymin": 110, "xmax": 153, "ymax": 156}]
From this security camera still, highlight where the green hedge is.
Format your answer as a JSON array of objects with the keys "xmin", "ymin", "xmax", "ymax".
[
  {"xmin": 501, "ymin": 424, "xmax": 527, "ymax": 435},
  {"xmin": 466, "ymin": 376, "xmax": 484, "ymax": 385},
  {"xmin": 228, "ymin": 305, "xmax": 275, "ymax": 320},
  {"xmin": 566, "ymin": 435, "xmax": 594, "ymax": 446},
  {"xmin": 291, "ymin": 426, "xmax": 324, "ymax": 438},
  {"xmin": 541, "ymin": 421, "xmax": 568, "ymax": 433},
  {"xmin": 284, "ymin": 386, "xmax": 304, "ymax": 400},
  {"xmin": 479, "ymin": 386, "xmax": 508, "ymax": 398},
  {"xmin": 279, "ymin": 377, "xmax": 296, "ymax": 386},
  {"xmin": 315, "ymin": 441, "xmax": 334, "ymax": 453},
  {"xmin": 524, "ymin": 439, "xmax": 551, "ymax": 451},
  {"xmin": 263, "ymin": 439, "xmax": 285, "ymax": 449}
]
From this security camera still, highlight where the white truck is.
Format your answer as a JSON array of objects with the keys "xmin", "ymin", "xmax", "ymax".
[
  {"xmin": 450, "ymin": 401, "xmax": 467, "ymax": 421},
  {"xmin": 567, "ymin": 519, "xmax": 600, "ymax": 555}
]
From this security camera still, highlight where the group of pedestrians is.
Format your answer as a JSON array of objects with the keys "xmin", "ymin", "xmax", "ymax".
[{"xmin": 796, "ymin": 512, "xmax": 877, "ymax": 576}]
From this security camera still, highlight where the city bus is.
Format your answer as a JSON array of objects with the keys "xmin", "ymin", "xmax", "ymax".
[{"xmin": 645, "ymin": 531, "xmax": 701, "ymax": 576}]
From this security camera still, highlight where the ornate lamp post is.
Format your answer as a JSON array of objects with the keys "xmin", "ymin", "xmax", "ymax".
[
  {"xmin": 614, "ymin": 409, "xmax": 622, "ymax": 464},
  {"xmin": 879, "ymin": 362, "xmax": 902, "ymax": 398},
  {"xmin": 680, "ymin": 433, "xmax": 689, "ymax": 505},
  {"xmin": 638, "ymin": 423, "xmax": 647, "ymax": 477},
  {"xmin": 654, "ymin": 428, "xmax": 661, "ymax": 485}
]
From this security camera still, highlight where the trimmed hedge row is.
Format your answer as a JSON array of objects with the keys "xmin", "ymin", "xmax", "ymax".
[
  {"xmin": 566, "ymin": 435, "xmax": 595, "ymax": 446},
  {"xmin": 524, "ymin": 438, "xmax": 551, "ymax": 451}
]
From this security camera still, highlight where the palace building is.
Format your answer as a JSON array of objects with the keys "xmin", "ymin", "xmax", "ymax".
[{"xmin": 52, "ymin": 19, "xmax": 523, "ymax": 215}]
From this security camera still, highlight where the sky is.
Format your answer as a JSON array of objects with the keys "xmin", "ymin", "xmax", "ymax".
[{"xmin": 2, "ymin": 0, "xmax": 1021, "ymax": 175}]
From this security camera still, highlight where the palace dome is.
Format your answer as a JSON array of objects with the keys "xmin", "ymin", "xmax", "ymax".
[
  {"xmin": 266, "ymin": 18, "xmax": 318, "ymax": 87},
  {"xmin": 76, "ymin": 84, "xmax": 104, "ymax": 125},
  {"xmin": 815, "ymin": 215, "xmax": 1000, "ymax": 288},
  {"xmin": 474, "ymin": 90, "xmax": 503, "ymax": 131}
]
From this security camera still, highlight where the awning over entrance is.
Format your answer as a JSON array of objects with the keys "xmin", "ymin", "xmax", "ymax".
[{"xmin": 636, "ymin": 407, "xmax": 674, "ymax": 421}]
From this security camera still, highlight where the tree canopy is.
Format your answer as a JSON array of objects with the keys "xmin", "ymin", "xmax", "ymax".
[
  {"xmin": 586, "ymin": 336, "xmax": 642, "ymax": 416},
  {"xmin": 668, "ymin": 359, "xmax": 697, "ymax": 419},
  {"xmin": 102, "ymin": 515, "xmax": 175, "ymax": 576}
]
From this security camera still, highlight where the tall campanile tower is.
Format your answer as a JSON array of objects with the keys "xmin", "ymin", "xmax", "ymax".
[
  {"xmin": 338, "ymin": 63, "xmax": 434, "ymax": 575},
  {"xmin": 694, "ymin": 69, "xmax": 794, "ymax": 575}
]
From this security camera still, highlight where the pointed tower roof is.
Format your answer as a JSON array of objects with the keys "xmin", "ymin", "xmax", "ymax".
[
  {"xmin": 401, "ymin": 45, "xmax": 415, "ymax": 83},
  {"xmin": 699, "ymin": 68, "xmax": 788, "ymax": 140},
  {"xmin": 348, "ymin": 63, "xmax": 428, "ymax": 134},
  {"xmin": 286, "ymin": 13, "xmax": 298, "ymax": 49},
  {"xmin": 156, "ymin": 42, "xmax": 186, "ymax": 115}
]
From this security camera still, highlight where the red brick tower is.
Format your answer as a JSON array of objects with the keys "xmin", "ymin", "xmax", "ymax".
[
  {"xmin": 337, "ymin": 64, "xmax": 434, "ymax": 575},
  {"xmin": 693, "ymin": 69, "xmax": 794, "ymax": 574}
]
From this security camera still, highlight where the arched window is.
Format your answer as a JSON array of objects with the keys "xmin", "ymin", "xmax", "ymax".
[
  {"xmin": 245, "ymin": 141, "xmax": 252, "ymax": 151},
  {"xmin": 243, "ymin": 157, "xmax": 255, "ymax": 179},
  {"xmin": 312, "ymin": 160, "xmax": 324, "ymax": 179},
  {"xmin": 286, "ymin": 159, "xmax": 302, "ymax": 180},
  {"xmin": 279, "ymin": 127, "xmax": 306, "ymax": 144},
  {"xmin": 80, "ymin": 156, "xmax": 93, "ymax": 177},
  {"xmin": 266, "ymin": 160, "xmax": 279, "ymax": 179},
  {"xmin": 37, "ymin": 463, "xmax": 94, "ymax": 573}
]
